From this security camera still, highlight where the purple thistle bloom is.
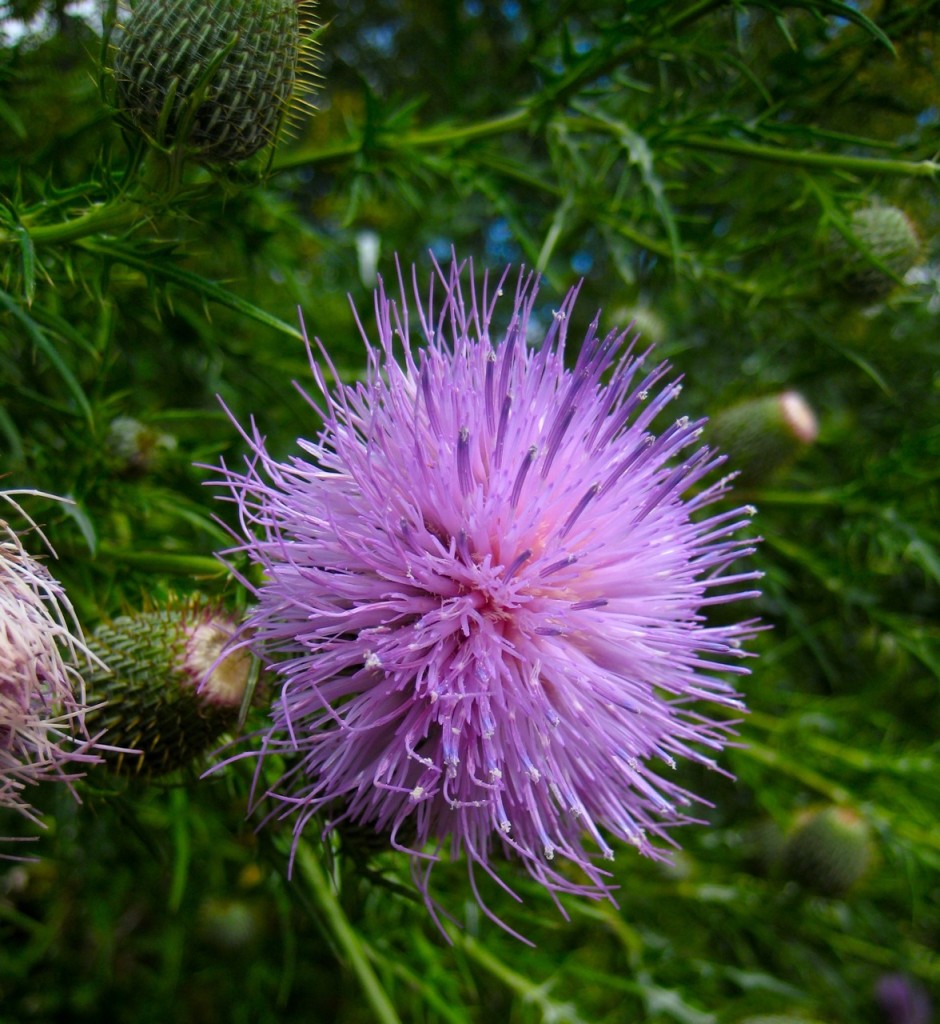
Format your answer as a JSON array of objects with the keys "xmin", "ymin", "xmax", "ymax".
[
  {"xmin": 1, "ymin": 492, "xmax": 102, "ymax": 843},
  {"xmin": 215, "ymin": 257, "xmax": 760, "ymax": 929},
  {"xmin": 876, "ymin": 974, "xmax": 933, "ymax": 1024}
]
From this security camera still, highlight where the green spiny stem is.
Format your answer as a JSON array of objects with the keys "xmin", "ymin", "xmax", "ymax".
[
  {"xmin": 7, "ymin": 110, "xmax": 934, "ymax": 251},
  {"xmin": 293, "ymin": 842, "xmax": 402, "ymax": 1024},
  {"xmin": 277, "ymin": 105, "xmax": 937, "ymax": 193},
  {"xmin": 448, "ymin": 929, "xmax": 588, "ymax": 1024},
  {"xmin": 5, "ymin": 152, "xmax": 202, "ymax": 248},
  {"xmin": 19, "ymin": 198, "xmax": 144, "ymax": 245},
  {"xmin": 676, "ymin": 134, "xmax": 939, "ymax": 177}
]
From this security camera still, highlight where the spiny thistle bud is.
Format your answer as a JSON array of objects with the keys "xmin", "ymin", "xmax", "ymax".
[
  {"xmin": 828, "ymin": 205, "xmax": 922, "ymax": 301},
  {"xmin": 1, "ymin": 493, "xmax": 102, "ymax": 836},
  {"xmin": 708, "ymin": 391, "xmax": 819, "ymax": 486},
  {"xmin": 106, "ymin": 416, "xmax": 177, "ymax": 477},
  {"xmin": 782, "ymin": 805, "xmax": 874, "ymax": 897},
  {"xmin": 197, "ymin": 896, "xmax": 264, "ymax": 950},
  {"xmin": 83, "ymin": 600, "xmax": 253, "ymax": 776},
  {"xmin": 112, "ymin": 0, "xmax": 319, "ymax": 164}
]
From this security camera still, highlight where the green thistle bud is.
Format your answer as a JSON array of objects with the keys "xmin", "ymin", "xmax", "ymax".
[
  {"xmin": 610, "ymin": 303, "xmax": 668, "ymax": 346},
  {"xmin": 782, "ymin": 805, "xmax": 874, "ymax": 897},
  {"xmin": 708, "ymin": 391, "xmax": 819, "ymax": 486},
  {"xmin": 84, "ymin": 600, "xmax": 253, "ymax": 775},
  {"xmin": 112, "ymin": 0, "xmax": 319, "ymax": 164},
  {"xmin": 197, "ymin": 897, "xmax": 263, "ymax": 950},
  {"xmin": 105, "ymin": 416, "xmax": 177, "ymax": 476},
  {"xmin": 829, "ymin": 205, "xmax": 922, "ymax": 301}
]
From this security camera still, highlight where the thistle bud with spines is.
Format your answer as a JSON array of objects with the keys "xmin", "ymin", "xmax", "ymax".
[
  {"xmin": 781, "ymin": 805, "xmax": 874, "ymax": 897},
  {"xmin": 828, "ymin": 204, "xmax": 922, "ymax": 302},
  {"xmin": 708, "ymin": 391, "xmax": 819, "ymax": 487},
  {"xmin": 83, "ymin": 598, "xmax": 254, "ymax": 776},
  {"xmin": 112, "ymin": 0, "xmax": 320, "ymax": 165}
]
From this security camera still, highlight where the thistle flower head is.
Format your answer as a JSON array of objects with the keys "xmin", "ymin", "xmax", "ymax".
[
  {"xmin": 0, "ymin": 493, "xmax": 101, "ymax": 839},
  {"xmin": 215, "ymin": 257, "xmax": 760, "ymax": 928}
]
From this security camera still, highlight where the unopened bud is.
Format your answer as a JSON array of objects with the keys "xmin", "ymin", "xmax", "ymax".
[
  {"xmin": 828, "ymin": 205, "xmax": 921, "ymax": 301},
  {"xmin": 113, "ymin": 0, "xmax": 319, "ymax": 164},
  {"xmin": 84, "ymin": 599, "xmax": 253, "ymax": 775},
  {"xmin": 709, "ymin": 391, "xmax": 819, "ymax": 486},
  {"xmin": 782, "ymin": 805, "xmax": 874, "ymax": 897}
]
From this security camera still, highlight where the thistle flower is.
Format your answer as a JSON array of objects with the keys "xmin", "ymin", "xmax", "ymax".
[
  {"xmin": 215, "ymin": 257, "xmax": 760, "ymax": 928},
  {"xmin": 0, "ymin": 493, "xmax": 101, "ymax": 840},
  {"xmin": 875, "ymin": 974, "xmax": 933, "ymax": 1024}
]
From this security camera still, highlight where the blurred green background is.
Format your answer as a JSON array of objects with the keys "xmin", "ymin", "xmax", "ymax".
[{"xmin": 0, "ymin": 1, "xmax": 937, "ymax": 1022}]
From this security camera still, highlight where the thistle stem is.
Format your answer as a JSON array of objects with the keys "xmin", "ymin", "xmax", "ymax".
[
  {"xmin": 21, "ymin": 198, "xmax": 144, "ymax": 245},
  {"xmin": 294, "ymin": 842, "xmax": 402, "ymax": 1024},
  {"xmin": 448, "ymin": 929, "xmax": 586, "ymax": 1024},
  {"xmin": 675, "ymin": 134, "xmax": 939, "ymax": 177},
  {"xmin": 275, "ymin": 106, "xmax": 937, "ymax": 183}
]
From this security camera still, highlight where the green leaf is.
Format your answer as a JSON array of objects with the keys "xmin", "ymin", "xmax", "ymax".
[
  {"xmin": 75, "ymin": 239, "xmax": 305, "ymax": 341},
  {"xmin": 13, "ymin": 225, "xmax": 36, "ymax": 306},
  {"xmin": 0, "ymin": 288, "xmax": 94, "ymax": 425}
]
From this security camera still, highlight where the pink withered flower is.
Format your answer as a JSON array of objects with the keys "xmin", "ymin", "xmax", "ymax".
[
  {"xmin": 1, "ymin": 493, "xmax": 102, "ymax": 842},
  {"xmin": 215, "ymin": 257, "xmax": 760, "ymax": 929}
]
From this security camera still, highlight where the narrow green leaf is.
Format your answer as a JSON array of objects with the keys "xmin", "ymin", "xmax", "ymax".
[
  {"xmin": 0, "ymin": 402, "xmax": 24, "ymax": 464},
  {"xmin": 62, "ymin": 497, "xmax": 98, "ymax": 556},
  {"xmin": 13, "ymin": 225, "xmax": 36, "ymax": 306},
  {"xmin": 817, "ymin": 0, "xmax": 896, "ymax": 53},
  {"xmin": 76, "ymin": 240, "xmax": 304, "ymax": 341},
  {"xmin": 0, "ymin": 288, "xmax": 94, "ymax": 424},
  {"xmin": 0, "ymin": 96, "xmax": 26, "ymax": 140}
]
